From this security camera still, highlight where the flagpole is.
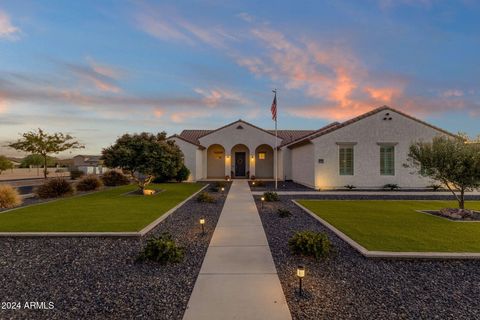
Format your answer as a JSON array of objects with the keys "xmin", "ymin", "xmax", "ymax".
[{"xmin": 273, "ymin": 89, "xmax": 278, "ymax": 190}]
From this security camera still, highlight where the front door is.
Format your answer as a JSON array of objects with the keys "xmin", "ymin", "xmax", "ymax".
[{"xmin": 235, "ymin": 152, "xmax": 246, "ymax": 177}]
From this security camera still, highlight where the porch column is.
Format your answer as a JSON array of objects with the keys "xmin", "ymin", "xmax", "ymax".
[
  {"xmin": 225, "ymin": 153, "xmax": 231, "ymax": 178},
  {"xmin": 249, "ymin": 153, "xmax": 255, "ymax": 178}
]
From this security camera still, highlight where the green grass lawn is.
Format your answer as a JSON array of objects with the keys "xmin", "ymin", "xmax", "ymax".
[
  {"xmin": 0, "ymin": 183, "xmax": 203, "ymax": 232},
  {"xmin": 298, "ymin": 200, "xmax": 480, "ymax": 252}
]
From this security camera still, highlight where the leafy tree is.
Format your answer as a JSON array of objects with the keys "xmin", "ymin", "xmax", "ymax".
[
  {"xmin": 9, "ymin": 129, "xmax": 84, "ymax": 179},
  {"xmin": 406, "ymin": 136, "xmax": 480, "ymax": 209},
  {"xmin": 0, "ymin": 155, "xmax": 13, "ymax": 174},
  {"xmin": 101, "ymin": 132, "xmax": 184, "ymax": 190},
  {"xmin": 20, "ymin": 154, "xmax": 56, "ymax": 168}
]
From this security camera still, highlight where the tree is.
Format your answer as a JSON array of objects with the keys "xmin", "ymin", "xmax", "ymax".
[
  {"xmin": 101, "ymin": 132, "xmax": 184, "ymax": 191},
  {"xmin": 9, "ymin": 129, "xmax": 84, "ymax": 179},
  {"xmin": 0, "ymin": 155, "xmax": 13, "ymax": 174},
  {"xmin": 406, "ymin": 136, "xmax": 480, "ymax": 209}
]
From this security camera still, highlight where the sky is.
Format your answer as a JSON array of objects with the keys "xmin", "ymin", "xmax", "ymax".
[{"xmin": 0, "ymin": 0, "xmax": 479, "ymax": 157}]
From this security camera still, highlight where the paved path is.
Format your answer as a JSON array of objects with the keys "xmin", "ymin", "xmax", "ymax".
[
  {"xmin": 183, "ymin": 180, "xmax": 291, "ymax": 320},
  {"xmin": 251, "ymin": 191, "xmax": 480, "ymax": 196}
]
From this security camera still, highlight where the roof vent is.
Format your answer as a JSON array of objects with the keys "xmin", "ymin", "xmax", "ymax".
[
  {"xmin": 236, "ymin": 125, "xmax": 244, "ymax": 129},
  {"xmin": 383, "ymin": 113, "xmax": 393, "ymax": 121}
]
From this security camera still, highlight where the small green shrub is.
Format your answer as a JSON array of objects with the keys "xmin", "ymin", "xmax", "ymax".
[
  {"xmin": 288, "ymin": 230, "xmax": 331, "ymax": 260},
  {"xmin": 137, "ymin": 233, "xmax": 185, "ymax": 264},
  {"xmin": 76, "ymin": 175, "xmax": 103, "ymax": 191},
  {"xmin": 277, "ymin": 208, "xmax": 292, "ymax": 218},
  {"xmin": 70, "ymin": 169, "xmax": 84, "ymax": 180},
  {"xmin": 215, "ymin": 181, "xmax": 226, "ymax": 188},
  {"xmin": 383, "ymin": 183, "xmax": 399, "ymax": 191},
  {"xmin": 344, "ymin": 185, "xmax": 356, "ymax": 190},
  {"xmin": 36, "ymin": 178, "xmax": 74, "ymax": 198},
  {"xmin": 101, "ymin": 170, "xmax": 130, "ymax": 186},
  {"xmin": 427, "ymin": 184, "xmax": 442, "ymax": 191},
  {"xmin": 209, "ymin": 185, "xmax": 220, "ymax": 192},
  {"xmin": 197, "ymin": 192, "xmax": 216, "ymax": 203},
  {"xmin": 175, "ymin": 164, "xmax": 190, "ymax": 182},
  {"xmin": 210, "ymin": 181, "xmax": 226, "ymax": 192},
  {"xmin": 263, "ymin": 191, "xmax": 279, "ymax": 202},
  {"xmin": 0, "ymin": 185, "xmax": 22, "ymax": 209}
]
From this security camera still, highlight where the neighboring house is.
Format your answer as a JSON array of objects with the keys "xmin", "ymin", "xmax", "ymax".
[
  {"xmin": 168, "ymin": 106, "xmax": 458, "ymax": 189},
  {"xmin": 73, "ymin": 155, "xmax": 105, "ymax": 175}
]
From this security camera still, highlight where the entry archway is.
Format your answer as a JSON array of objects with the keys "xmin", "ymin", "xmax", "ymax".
[{"xmin": 231, "ymin": 144, "xmax": 250, "ymax": 178}]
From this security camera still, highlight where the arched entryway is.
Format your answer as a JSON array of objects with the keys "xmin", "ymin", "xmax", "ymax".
[
  {"xmin": 255, "ymin": 144, "xmax": 274, "ymax": 179},
  {"xmin": 231, "ymin": 144, "xmax": 250, "ymax": 178},
  {"xmin": 207, "ymin": 144, "xmax": 225, "ymax": 178}
]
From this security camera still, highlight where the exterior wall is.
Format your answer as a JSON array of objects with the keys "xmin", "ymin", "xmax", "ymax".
[
  {"xmin": 254, "ymin": 144, "xmax": 274, "ymax": 178},
  {"xmin": 170, "ymin": 137, "xmax": 198, "ymax": 182},
  {"xmin": 291, "ymin": 143, "xmax": 315, "ymax": 188},
  {"xmin": 281, "ymin": 148, "xmax": 292, "ymax": 180},
  {"xmin": 310, "ymin": 109, "xmax": 440, "ymax": 189},
  {"xmin": 207, "ymin": 144, "xmax": 226, "ymax": 178}
]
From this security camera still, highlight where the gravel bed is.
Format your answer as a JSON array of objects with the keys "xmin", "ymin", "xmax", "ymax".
[
  {"xmin": 249, "ymin": 181, "xmax": 314, "ymax": 192},
  {"xmin": 257, "ymin": 195, "xmax": 480, "ymax": 320},
  {"xmin": 0, "ymin": 183, "xmax": 230, "ymax": 320}
]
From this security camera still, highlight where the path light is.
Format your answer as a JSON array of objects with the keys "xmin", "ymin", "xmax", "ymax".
[
  {"xmin": 297, "ymin": 265, "xmax": 305, "ymax": 297},
  {"xmin": 252, "ymin": 181, "xmax": 256, "ymax": 186},
  {"xmin": 261, "ymin": 196, "xmax": 265, "ymax": 209},
  {"xmin": 221, "ymin": 187, "xmax": 225, "ymax": 193},
  {"xmin": 200, "ymin": 217, "xmax": 205, "ymax": 234}
]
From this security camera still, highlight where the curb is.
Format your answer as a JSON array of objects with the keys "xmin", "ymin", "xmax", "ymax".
[
  {"xmin": 0, "ymin": 184, "xmax": 209, "ymax": 238},
  {"xmin": 292, "ymin": 200, "xmax": 480, "ymax": 260}
]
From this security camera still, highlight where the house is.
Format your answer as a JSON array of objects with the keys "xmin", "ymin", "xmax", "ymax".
[
  {"xmin": 73, "ymin": 155, "xmax": 105, "ymax": 175},
  {"xmin": 168, "ymin": 106, "xmax": 457, "ymax": 189}
]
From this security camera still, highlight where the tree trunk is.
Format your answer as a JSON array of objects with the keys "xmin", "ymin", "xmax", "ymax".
[
  {"xmin": 43, "ymin": 154, "xmax": 48, "ymax": 179},
  {"xmin": 459, "ymin": 188, "xmax": 465, "ymax": 209}
]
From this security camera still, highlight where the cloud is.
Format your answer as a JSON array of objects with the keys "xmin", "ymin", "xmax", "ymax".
[
  {"xmin": 64, "ymin": 59, "xmax": 123, "ymax": 93},
  {"xmin": 194, "ymin": 87, "xmax": 250, "ymax": 108},
  {"xmin": 442, "ymin": 89, "xmax": 464, "ymax": 97},
  {"xmin": 0, "ymin": 9, "xmax": 20, "ymax": 40}
]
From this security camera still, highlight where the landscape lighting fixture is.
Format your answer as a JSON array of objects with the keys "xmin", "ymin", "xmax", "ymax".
[
  {"xmin": 297, "ymin": 265, "xmax": 305, "ymax": 297},
  {"xmin": 200, "ymin": 217, "xmax": 205, "ymax": 234}
]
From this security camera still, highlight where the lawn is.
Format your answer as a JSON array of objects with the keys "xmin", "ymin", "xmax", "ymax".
[
  {"xmin": 298, "ymin": 200, "xmax": 480, "ymax": 252},
  {"xmin": 0, "ymin": 183, "xmax": 204, "ymax": 232}
]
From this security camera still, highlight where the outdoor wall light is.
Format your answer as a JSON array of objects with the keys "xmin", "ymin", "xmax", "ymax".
[
  {"xmin": 199, "ymin": 217, "xmax": 205, "ymax": 234},
  {"xmin": 297, "ymin": 265, "xmax": 305, "ymax": 296},
  {"xmin": 250, "ymin": 155, "xmax": 255, "ymax": 159}
]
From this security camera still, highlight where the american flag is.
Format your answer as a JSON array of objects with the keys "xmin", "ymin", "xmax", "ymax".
[{"xmin": 271, "ymin": 92, "xmax": 277, "ymax": 121}]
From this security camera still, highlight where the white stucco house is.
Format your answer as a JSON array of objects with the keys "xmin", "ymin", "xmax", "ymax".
[{"xmin": 168, "ymin": 106, "xmax": 457, "ymax": 189}]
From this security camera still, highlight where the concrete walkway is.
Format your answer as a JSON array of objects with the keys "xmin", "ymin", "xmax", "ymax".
[
  {"xmin": 251, "ymin": 190, "xmax": 480, "ymax": 196},
  {"xmin": 183, "ymin": 180, "xmax": 291, "ymax": 320}
]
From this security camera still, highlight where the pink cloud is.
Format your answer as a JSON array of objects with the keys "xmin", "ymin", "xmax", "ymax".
[
  {"xmin": 65, "ymin": 59, "xmax": 122, "ymax": 93},
  {"xmin": 194, "ymin": 87, "xmax": 250, "ymax": 108},
  {"xmin": 442, "ymin": 89, "xmax": 464, "ymax": 97},
  {"xmin": 0, "ymin": 9, "xmax": 20, "ymax": 40}
]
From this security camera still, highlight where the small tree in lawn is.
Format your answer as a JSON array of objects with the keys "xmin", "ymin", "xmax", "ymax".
[
  {"xmin": 0, "ymin": 155, "xmax": 13, "ymax": 174},
  {"xmin": 8, "ymin": 129, "xmax": 84, "ymax": 179},
  {"xmin": 406, "ymin": 136, "xmax": 480, "ymax": 209},
  {"xmin": 101, "ymin": 132, "xmax": 184, "ymax": 191}
]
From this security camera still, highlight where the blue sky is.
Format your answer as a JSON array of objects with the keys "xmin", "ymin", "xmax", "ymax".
[{"xmin": 0, "ymin": 0, "xmax": 479, "ymax": 156}]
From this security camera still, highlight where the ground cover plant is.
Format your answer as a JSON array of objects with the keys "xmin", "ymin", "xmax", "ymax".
[
  {"xmin": 137, "ymin": 233, "xmax": 185, "ymax": 264},
  {"xmin": 288, "ymin": 230, "xmax": 331, "ymax": 259},
  {"xmin": 76, "ymin": 175, "xmax": 103, "ymax": 191},
  {"xmin": 0, "ymin": 183, "xmax": 203, "ymax": 232},
  {"xmin": 36, "ymin": 178, "xmax": 74, "ymax": 198},
  {"xmin": 0, "ymin": 185, "xmax": 22, "ymax": 209},
  {"xmin": 298, "ymin": 200, "xmax": 480, "ymax": 252}
]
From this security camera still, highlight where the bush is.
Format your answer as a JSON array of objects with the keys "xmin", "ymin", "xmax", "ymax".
[
  {"xmin": 175, "ymin": 164, "xmax": 190, "ymax": 182},
  {"xmin": 197, "ymin": 192, "xmax": 216, "ymax": 203},
  {"xmin": 263, "ymin": 191, "xmax": 279, "ymax": 202},
  {"xmin": 344, "ymin": 185, "xmax": 356, "ymax": 190},
  {"xmin": 383, "ymin": 183, "xmax": 399, "ymax": 191},
  {"xmin": 76, "ymin": 175, "xmax": 103, "ymax": 191},
  {"xmin": 101, "ymin": 170, "xmax": 130, "ymax": 186},
  {"xmin": 70, "ymin": 170, "xmax": 84, "ymax": 180},
  {"xmin": 288, "ymin": 230, "xmax": 331, "ymax": 260},
  {"xmin": 36, "ymin": 178, "xmax": 74, "ymax": 198},
  {"xmin": 427, "ymin": 184, "xmax": 443, "ymax": 191},
  {"xmin": 0, "ymin": 185, "xmax": 22, "ymax": 209},
  {"xmin": 277, "ymin": 208, "xmax": 292, "ymax": 218},
  {"xmin": 137, "ymin": 233, "xmax": 185, "ymax": 264},
  {"xmin": 250, "ymin": 175, "xmax": 256, "ymax": 180}
]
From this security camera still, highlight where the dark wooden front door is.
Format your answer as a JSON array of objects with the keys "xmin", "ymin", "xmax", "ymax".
[{"xmin": 235, "ymin": 152, "xmax": 246, "ymax": 177}]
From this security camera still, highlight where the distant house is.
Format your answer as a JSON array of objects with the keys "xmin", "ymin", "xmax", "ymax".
[{"xmin": 73, "ymin": 155, "xmax": 105, "ymax": 175}]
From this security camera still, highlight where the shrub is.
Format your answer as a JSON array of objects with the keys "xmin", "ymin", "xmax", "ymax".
[
  {"xmin": 250, "ymin": 175, "xmax": 256, "ymax": 180},
  {"xmin": 101, "ymin": 170, "xmax": 130, "ymax": 186},
  {"xmin": 344, "ymin": 185, "xmax": 356, "ymax": 190},
  {"xmin": 209, "ymin": 185, "xmax": 220, "ymax": 192},
  {"xmin": 137, "ymin": 233, "xmax": 185, "ymax": 264},
  {"xmin": 70, "ymin": 170, "xmax": 84, "ymax": 180},
  {"xmin": 427, "ymin": 184, "xmax": 443, "ymax": 191},
  {"xmin": 263, "ymin": 191, "xmax": 279, "ymax": 202},
  {"xmin": 277, "ymin": 208, "xmax": 292, "ymax": 218},
  {"xmin": 197, "ymin": 192, "xmax": 216, "ymax": 203},
  {"xmin": 0, "ymin": 185, "xmax": 22, "ymax": 209},
  {"xmin": 209, "ymin": 181, "xmax": 226, "ymax": 193},
  {"xmin": 76, "ymin": 175, "xmax": 103, "ymax": 191},
  {"xmin": 288, "ymin": 230, "xmax": 331, "ymax": 260},
  {"xmin": 175, "ymin": 164, "xmax": 190, "ymax": 182},
  {"xmin": 36, "ymin": 178, "xmax": 74, "ymax": 198},
  {"xmin": 383, "ymin": 183, "xmax": 399, "ymax": 191}
]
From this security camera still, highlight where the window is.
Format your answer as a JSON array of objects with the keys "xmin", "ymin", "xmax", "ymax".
[
  {"xmin": 258, "ymin": 152, "xmax": 266, "ymax": 160},
  {"xmin": 380, "ymin": 145, "xmax": 395, "ymax": 175},
  {"xmin": 339, "ymin": 146, "xmax": 354, "ymax": 175}
]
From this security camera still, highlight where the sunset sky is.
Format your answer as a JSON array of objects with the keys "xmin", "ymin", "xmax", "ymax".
[{"xmin": 0, "ymin": 0, "xmax": 479, "ymax": 156}]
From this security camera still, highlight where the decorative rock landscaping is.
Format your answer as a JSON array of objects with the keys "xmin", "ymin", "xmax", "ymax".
[
  {"xmin": 0, "ymin": 182, "xmax": 230, "ymax": 319},
  {"xmin": 257, "ymin": 195, "xmax": 480, "ymax": 319}
]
